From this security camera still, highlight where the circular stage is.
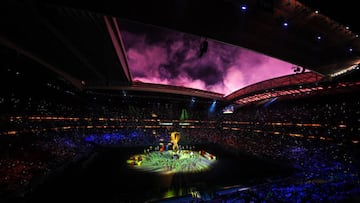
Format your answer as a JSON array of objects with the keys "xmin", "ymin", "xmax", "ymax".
[{"xmin": 127, "ymin": 149, "xmax": 217, "ymax": 174}]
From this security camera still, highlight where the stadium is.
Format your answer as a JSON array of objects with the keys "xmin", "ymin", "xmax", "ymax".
[{"xmin": 1, "ymin": 0, "xmax": 360, "ymax": 202}]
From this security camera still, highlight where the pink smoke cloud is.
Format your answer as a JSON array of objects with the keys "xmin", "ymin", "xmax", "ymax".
[{"xmin": 120, "ymin": 20, "xmax": 300, "ymax": 95}]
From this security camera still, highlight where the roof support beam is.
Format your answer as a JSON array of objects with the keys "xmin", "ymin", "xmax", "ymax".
[{"xmin": 104, "ymin": 15, "xmax": 132, "ymax": 83}]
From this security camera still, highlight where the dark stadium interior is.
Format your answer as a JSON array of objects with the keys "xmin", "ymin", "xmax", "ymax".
[{"xmin": 1, "ymin": 0, "xmax": 360, "ymax": 202}]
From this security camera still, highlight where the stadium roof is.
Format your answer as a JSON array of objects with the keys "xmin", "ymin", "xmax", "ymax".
[{"xmin": 1, "ymin": 0, "xmax": 359, "ymax": 100}]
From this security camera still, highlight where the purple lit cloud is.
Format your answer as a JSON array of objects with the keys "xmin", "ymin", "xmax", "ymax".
[{"xmin": 120, "ymin": 20, "xmax": 299, "ymax": 95}]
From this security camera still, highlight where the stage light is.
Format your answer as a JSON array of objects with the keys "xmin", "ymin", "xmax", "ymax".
[
  {"xmin": 292, "ymin": 66, "xmax": 302, "ymax": 73},
  {"xmin": 222, "ymin": 105, "xmax": 234, "ymax": 114},
  {"xmin": 209, "ymin": 100, "xmax": 217, "ymax": 113},
  {"xmin": 190, "ymin": 97, "xmax": 196, "ymax": 108}
]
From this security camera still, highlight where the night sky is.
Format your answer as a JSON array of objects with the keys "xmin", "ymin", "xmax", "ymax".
[{"xmin": 119, "ymin": 20, "xmax": 300, "ymax": 95}]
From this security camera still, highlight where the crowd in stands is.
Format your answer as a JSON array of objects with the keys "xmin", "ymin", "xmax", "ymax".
[
  {"xmin": 1, "ymin": 54, "xmax": 360, "ymax": 202},
  {"xmin": 0, "ymin": 130, "xmax": 93, "ymax": 199}
]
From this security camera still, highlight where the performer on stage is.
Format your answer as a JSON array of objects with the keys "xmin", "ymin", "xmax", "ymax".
[{"xmin": 170, "ymin": 131, "xmax": 180, "ymax": 153}]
